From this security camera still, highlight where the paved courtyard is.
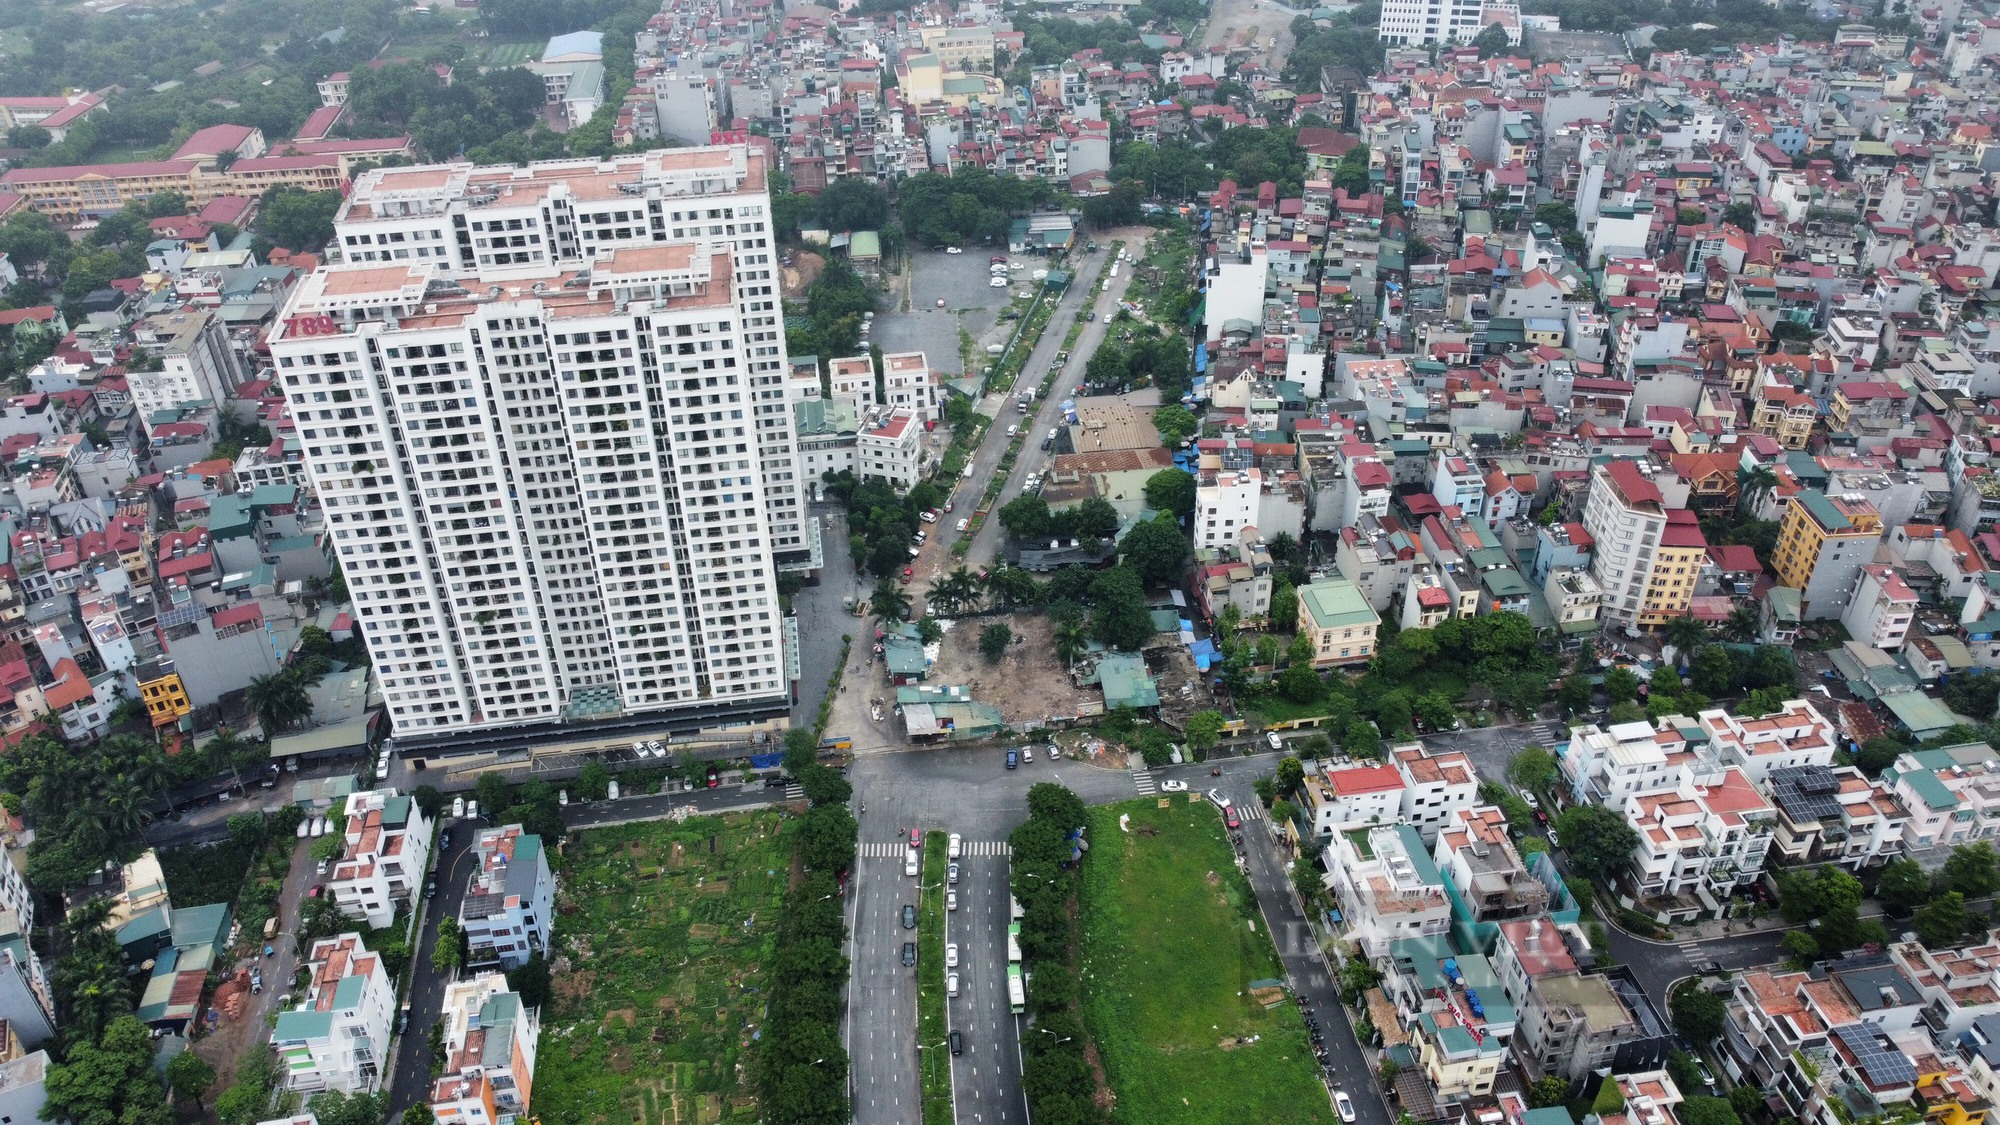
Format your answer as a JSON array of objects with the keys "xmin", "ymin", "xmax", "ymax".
[{"xmin": 870, "ymin": 247, "xmax": 1049, "ymax": 378}]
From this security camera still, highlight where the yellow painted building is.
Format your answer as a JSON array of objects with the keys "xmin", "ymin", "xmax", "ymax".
[
  {"xmin": 1638, "ymin": 508, "xmax": 1709, "ymax": 628},
  {"xmin": 1917, "ymin": 1068, "xmax": 1990, "ymax": 1125},
  {"xmin": 0, "ymin": 155, "xmax": 343, "ymax": 222},
  {"xmin": 1750, "ymin": 379, "xmax": 1818, "ymax": 449},
  {"xmin": 1773, "ymin": 490, "xmax": 1884, "ymax": 614},
  {"xmin": 1413, "ymin": 1011, "xmax": 1503, "ymax": 1099},
  {"xmin": 1297, "ymin": 577, "xmax": 1381, "ymax": 668},
  {"xmin": 138, "ymin": 667, "xmax": 191, "ymax": 729}
]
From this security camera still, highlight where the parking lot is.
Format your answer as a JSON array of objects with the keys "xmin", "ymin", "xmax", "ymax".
[{"xmin": 871, "ymin": 248, "xmax": 1044, "ymax": 378}]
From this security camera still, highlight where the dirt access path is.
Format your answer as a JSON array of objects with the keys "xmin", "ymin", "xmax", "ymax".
[
  {"xmin": 1201, "ymin": 0, "xmax": 1305, "ymax": 73},
  {"xmin": 193, "ymin": 837, "xmax": 313, "ymax": 1095}
]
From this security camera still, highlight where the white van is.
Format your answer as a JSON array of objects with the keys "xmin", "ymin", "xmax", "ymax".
[
  {"xmin": 451, "ymin": 796, "xmax": 465, "ymax": 819},
  {"xmin": 955, "ymin": 518, "xmax": 969, "ymax": 532},
  {"xmin": 608, "ymin": 780, "xmax": 621, "ymax": 800}
]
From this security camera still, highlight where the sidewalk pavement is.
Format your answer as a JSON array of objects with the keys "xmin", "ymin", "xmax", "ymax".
[{"xmin": 1599, "ymin": 887, "xmax": 1904, "ymax": 945}]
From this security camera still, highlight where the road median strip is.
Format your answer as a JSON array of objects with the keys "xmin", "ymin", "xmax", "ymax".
[{"xmin": 918, "ymin": 830, "xmax": 954, "ymax": 1124}]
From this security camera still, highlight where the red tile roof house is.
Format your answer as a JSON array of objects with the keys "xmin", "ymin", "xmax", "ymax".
[{"xmin": 42, "ymin": 656, "xmax": 117, "ymax": 742}]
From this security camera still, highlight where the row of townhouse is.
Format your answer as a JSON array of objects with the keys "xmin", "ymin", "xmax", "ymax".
[{"xmin": 279, "ymin": 796, "xmax": 551, "ymax": 1105}]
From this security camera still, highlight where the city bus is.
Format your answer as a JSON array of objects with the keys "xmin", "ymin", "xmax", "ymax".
[{"xmin": 1007, "ymin": 964, "xmax": 1025, "ymax": 1015}]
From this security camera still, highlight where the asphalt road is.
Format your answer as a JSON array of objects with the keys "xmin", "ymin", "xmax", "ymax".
[
  {"xmin": 872, "ymin": 250, "xmax": 1007, "ymax": 371},
  {"xmin": 792, "ymin": 504, "xmax": 859, "ymax": 728},
  {"xmin": 194, "ymin": 830, "xmax": 315, "ymax": 1087},
  {"xmin": 1420, "ymin": 719, "xmax": 1574, "ymax": 785},
  {"xmin": 963, "ymin": 236, "xmax": 1151, "ymax": 571},
  {"xmin": 844, "ymin": 745, "xmax": 1142, "ymax": 1124},
  {"xmin": 383, "ymin": 822, "xmax": 472, "ymax": 1120},
  {"xmin": 1207, "ymin": 764, "xmax": 1377, "ymax": 1125},
  {"xmin": 848, "ymin": 831, "xmax": 922, "ymax": 1125},
  {"xmin": 944, "ymin": 846, "xmax": 1017, "ymax": 1125}
]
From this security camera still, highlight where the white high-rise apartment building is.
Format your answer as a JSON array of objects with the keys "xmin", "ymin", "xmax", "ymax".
[
  {"xmin": 1378, "ymin": 0, "xmax": 1486, "ymax": 45},
  {"xmin": 270, "ymin": 144, "xmax": 802, "ymax": 738},
  {"xmin": 1582, "ymin": 459, "xmax": 1665, "ymax": 629}
]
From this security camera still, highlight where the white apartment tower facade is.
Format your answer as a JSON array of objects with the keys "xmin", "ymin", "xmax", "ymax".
[
  {"xmin": 1582, "ymin": 460, "xmax": 1665, "ymax": 629},
  {"xmin": 1378, "ymin": 0, "xmax": 1487, "ymax": 46},
  {"xmin": 271, "ymin": 146, "xmax": 804, "ymax": 739}
]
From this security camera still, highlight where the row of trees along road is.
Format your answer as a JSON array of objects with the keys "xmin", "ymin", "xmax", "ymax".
[
  {"xmin": 1009, "ymin": 784, "xmax": 1104, "ymax": 1125},
  {"xmin": 756, "ymin": 731, "xmax": 860, "ymax": 1123}
]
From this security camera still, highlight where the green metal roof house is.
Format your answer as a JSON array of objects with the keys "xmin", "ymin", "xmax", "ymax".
[
  {"xmin": 1083, "ymin": 652, "xmax": 1160, "ymax": 712},
  {"xmin": 897, "ymin": 684, "xmax": 1007, "ymax": 741},
  {"xmin": 1297, "ymin": 578, "xmax": 1381, "ymax": 668}
]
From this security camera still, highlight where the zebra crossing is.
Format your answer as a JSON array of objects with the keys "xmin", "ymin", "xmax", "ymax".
[
  {"xmin": 1235, "ymin": 801, "xmax": 1263, "ymax": 822},
  {"xmin": 1134, "ymin": 772, "xmax": 1157, "ymax": 795},
  {"xmin": 1675, "ymin": 941, "xmax": 1703, "ymax": 958},
  {"xmin": 783, "ymin": 784, "xmax": 804, "ymax": 800},
  {"xmin": 857, "ymin": 840, "xmax": 1011, "ymax": 858}
]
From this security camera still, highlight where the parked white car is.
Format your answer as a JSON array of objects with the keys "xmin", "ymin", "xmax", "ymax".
[
  {"xmin": 1160, "ymin": 780, "xmax": 1188, "ymax": 792},
  {"xmin": 945, "ymin": 943, "xmax": 960, "ymax": 968}
]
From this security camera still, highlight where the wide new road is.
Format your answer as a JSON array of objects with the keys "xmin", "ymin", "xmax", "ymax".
[
  {"xmin": 943, "ymin": 838, "xmax": 1015, "ymax": 1125},
  {"xmin": 845, "ymin": 745, "xmax": 1144, "ymax": 1125},
  {"xmin": 958, "ymin": 230, "xmax": 1155, "ymax": 574}
]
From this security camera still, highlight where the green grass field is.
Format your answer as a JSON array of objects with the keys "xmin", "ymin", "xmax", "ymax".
[
  {"xmin": 1079, "ymin": 798, "xmax": 1336, "ymax": 1125},
  {"xmin": 485, "ymin": 41, "xmax": 537, "ymax": 66},
  {"xmin": 534, "ymin": 810, "xmax": 791, "ymax": 1125}
]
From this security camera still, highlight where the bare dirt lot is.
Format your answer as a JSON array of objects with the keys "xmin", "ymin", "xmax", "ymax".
[
  {"xmin": 1202, "ymin": 0, "xmax": 1302, "ymax": 72},
  {"xmin": 779, "ymin": 250, "xmax": 826, "ymax": 298},
  {"xmin": 928, "ymin": 612, "xmax": 1092, "ymax": 725}
]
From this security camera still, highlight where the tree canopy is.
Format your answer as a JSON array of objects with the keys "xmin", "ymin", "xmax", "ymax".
[
  {"xmin": 1143, "ymin": 469, "xmax": 1196, "ymax": 517},
  {"xmin": 1552, "ymin": 805, "xmax": 1640, "ymax": 882},
  {"xmin": 1670, "ymin": 986, "xmax": 1726, "ymax": 1046},
  {"xmin": 1119, "ymin": 513, "xmax": 1190, "ymax": 587}
]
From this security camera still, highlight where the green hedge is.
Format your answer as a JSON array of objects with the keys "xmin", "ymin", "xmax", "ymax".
[{"xmin": 919, "ymin": 832, "xmax": 953, "ymax": 1123}]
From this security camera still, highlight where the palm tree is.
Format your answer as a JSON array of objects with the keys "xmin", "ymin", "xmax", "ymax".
[
  {"xmin": 1053, "ymin": 621, "xmax": 1089, "ymax": 669},
  {"xmin": 124, "ymin": 748, "xmax": 176, "ymax": 820},
  {"xmin": 1722, "ymin": 603, "xmax": 1761, "ymax": 642},
  {"xmin": 204, "ymin": 726, "xmax": 252, "ymax": 793},
  {"xmin": 247, "ymin": 671, "xmax": 314, "ymax": 733},
  {"xmin": 936, "ymin": 567, "xmax": 981, "ymax": 615},
  {"xmin": 989, "ymin": 567, "xmax": 1039, "ymax": 609},
  {"xmin": 870, "ymin": 579, "xmax": 911, "ymax": 625},
  {"xmin": 1736, "ymin": 464, "xmax": 1778, "ymax": 516},
  {"xmin": 99, "ymin": 779, "xmax": 151, "ymax": 838},
  {"xmin": 1662, "ymin": 615, "xmax": 1708, "ymax": 656}
]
